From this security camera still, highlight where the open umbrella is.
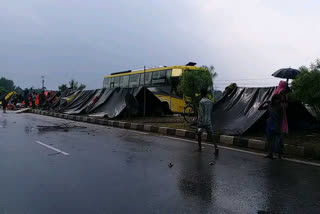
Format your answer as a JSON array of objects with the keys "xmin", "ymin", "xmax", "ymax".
[{"xmin": 272, "ymin": 68, "xmax": 300, "ymax": 81}]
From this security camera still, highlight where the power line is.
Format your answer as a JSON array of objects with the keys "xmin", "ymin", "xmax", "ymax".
[{"xmin": 215, "ymin": 78, "xmax": 277, "ymax": 82}]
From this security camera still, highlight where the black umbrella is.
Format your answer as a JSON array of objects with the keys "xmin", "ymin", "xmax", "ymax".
[{"xmin": 272, "ymin": 68, "xmax": 300, "ymax": 80}]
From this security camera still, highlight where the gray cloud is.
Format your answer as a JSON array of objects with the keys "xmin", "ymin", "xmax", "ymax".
[{"xmin": 1, "ymin": 0, "xmax": 320, "ymax": 90}]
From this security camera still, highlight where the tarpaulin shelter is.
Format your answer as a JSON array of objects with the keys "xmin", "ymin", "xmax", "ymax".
[
  {"xmin": 50, "ymin": 87, "xmax": 171, "ymax": 118},
  {"xmin": 50, "ymin": 90, "xmax": 77, "ymax": 110},
  {"xmin": 88, "ymin": 87, "xmax": 171, "ymax": 118},
  {"xmin": 88, "ymin": 88, "xmax": 134, "ymax": 118},
  {"xmin": 63, "ymin": 90, "xmax": 99, "ymax": 115},
  {"xmin": 211, "ymin": 87, "xmax": 317, "ymax": 135}
]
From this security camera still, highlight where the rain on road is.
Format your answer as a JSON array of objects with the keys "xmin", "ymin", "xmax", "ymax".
[{"xmin": 0, "ymin": 112, "xmax": 320, "ymax": 214}]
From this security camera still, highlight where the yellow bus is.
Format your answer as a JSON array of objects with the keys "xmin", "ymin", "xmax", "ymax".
[{"xmin": 103, "ymin": 63, "xmax": 200, "ymax": 113}]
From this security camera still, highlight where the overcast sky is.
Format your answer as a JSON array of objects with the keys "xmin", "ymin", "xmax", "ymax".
[{"xmin": 1, "ymin": 0, "xmax": 320, "ymax": 90}]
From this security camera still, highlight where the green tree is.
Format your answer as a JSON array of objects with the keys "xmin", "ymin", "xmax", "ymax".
[
  {"xmin": 291, "ymin": 59, "xmax": 320, "ymax": 118},
  {"xmin": 58, "ymin": 84, "xmax": 68, "ymax": 92},
  {"xmin": 58, "ymin": 79, "xmax": 86, "ymax": 91},
  {"xmin": 78, "ymin": 83, "xmax": 86, "ymax": 90},
  {"xmin": 178, "ymin": 65, "xmax": 217, "ymax": 112},
  {"xmin": 0, "ymin": 87, "xmax": 8, "ymax": 96},
  {"xmin": 0, "ymin": 77, "xmax": 15, "ymax": 92},
  {"xmin": 68, "ymin": 79, "xmax": 78, "ymax": 90}
]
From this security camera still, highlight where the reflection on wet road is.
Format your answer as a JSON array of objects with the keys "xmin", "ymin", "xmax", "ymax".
[{"xmin": 0, "ymin": 112, "xmax": 320, "ymax": 214}]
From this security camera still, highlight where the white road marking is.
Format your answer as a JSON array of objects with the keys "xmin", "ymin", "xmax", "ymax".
[
  {"xmin": 281, "ymin": 158, "xmax": 320, "ymax": 167},
  {"xmin": 35, "ymin": 141, "xmax": 70, "ymax": 156},
  {"xmin": 126, "ymin": 129, "xmax": 149, "ymax": 135}
]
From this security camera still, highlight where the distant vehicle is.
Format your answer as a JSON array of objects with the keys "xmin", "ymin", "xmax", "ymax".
[{"xmin": 103, "ymin": 63, "xmax": 201, "ymax": 113}]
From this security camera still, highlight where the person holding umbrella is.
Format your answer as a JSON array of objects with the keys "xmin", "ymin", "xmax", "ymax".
[
  {"xmin": 259, "ymin": 67, "xmax": 300, "ymax": 158},
  {"xmin": 259, "ymin": 94, "xmax": 283, "ymax": 159},
  {"xmin": 272, "ymin": 67, "xmax": 300, "ymax": 83},
  {"xmin": 271, "ymin": 67, "xmax": 299, "ymax": 135}
]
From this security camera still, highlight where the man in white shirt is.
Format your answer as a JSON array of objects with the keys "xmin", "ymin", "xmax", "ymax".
[{"xmin": 197, "ymin": 89, "xmax": 219, "ymax": 155}]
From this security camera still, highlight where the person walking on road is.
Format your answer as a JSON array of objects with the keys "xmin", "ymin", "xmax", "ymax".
[
  {"xmin": 1, "ymin": 97, "xmax": 8, "ymax": 113},
  {"xmin": 196, "ymin": 88, "xmax": 219, "ymax": 155},
  {"xmin": 259, "ymin": 94, "xmax": 283, "ymax": 159}
]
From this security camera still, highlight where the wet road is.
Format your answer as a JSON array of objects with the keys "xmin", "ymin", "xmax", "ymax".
[{"xmin": 0, "ymin": 112, "xmax": 320, "ymax": 214}]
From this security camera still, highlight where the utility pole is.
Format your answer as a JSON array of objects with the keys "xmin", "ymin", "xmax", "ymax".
[
  {"xmin": 41, "ymin": 76, "xmax": 45, "ymax": 90},
  {"xmin": 143, "ymin": 66, "xmax": 146, "ymax": 117}
]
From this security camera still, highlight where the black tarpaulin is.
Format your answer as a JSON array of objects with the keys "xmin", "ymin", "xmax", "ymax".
[
  {"xmin": 50, "ymin": 90, "xmax": 75, "ymax": 110},
  {"xmin": 212, "ymin": 87, "xmax": 276, "ymax": 135},
  {"xmin": 133, "ymin": 87, "xmax": 172, "ymax": 116},
  {"xmin": 64, "ymin": 90, "xmax": 97, "ymax": 115},
  {"xmin": 88, "ymin": 87, "xmax": 171, "ymax": 118},
  {"xmin": 86, "ymin": 88, "xmax": 114, "ymax": 114},
  {"xmin": 84, "ymin": 89, "xmax": 105, "ymax": 113},
  {"xmin": 211, "ymin": 87, "xmax": 318, "ymax": 135},
  {"xmin": 88, "ymin": 88, "xmax": 133, "ymax": 118}
]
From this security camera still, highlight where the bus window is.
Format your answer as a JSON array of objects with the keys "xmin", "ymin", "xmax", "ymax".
[
  {"xmin": 166, "ymin": 70, "xmax": 172, "ymax": 84},
  {"xmin": 110, "ymin": 77, "xmax": 114, "ymax": 88},
  {"xmin": 152, "ymin": 70, "xmax": 166, "ymax": 85},
  {"xmin": 120, "ymin": 75, "xmax": 129, "ymax": 88},
  {"xmin": 114, "ymin": 76, "xmax": 120, "ymax": 87},
  {"xmin": 140, "ymin": 73, "xmax": 152, "ymax": 86},
  {"xmin": 171, "ymin": 68, "xmax": 182, "ymax": 77},
  {"xmin": 119, "ymin": 76, "xmax": 123, "ymax": 88},
  {"xmin": 129, "ymin": 74, "xmax": 140, "ymax": 87},
  {"xmin": 103, "ymin": 78, "xmax": 110, "ymax": 88}
]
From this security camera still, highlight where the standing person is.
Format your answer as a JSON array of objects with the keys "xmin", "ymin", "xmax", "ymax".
[
  {"xmin": 28, "ymin": 93, "xmax": 32, "ymax": 108},
  {"xmin": 32, "ymin": 92, "xmax": 36, "ymax": 108},
  {"xmin": 273, "ymin": 81, "xmax": 289, "ymax": 134},
  {"xmin": 196, "ymin": 88, "xmax": 219, "ymax": 155},
  {"xmin": 39, "ymin": 91, "xmax": 46, "ymax": 108},
  {"xmin": 23, "ymin": 89, "xmax": 29, "ymax": 108},
  {"xmin": 1, "ymin": 97, "xmax": 8, "ymax": 113},
  {"xmin": 259, "ymin": 94, "xmax": 283, "ymax": 159}
]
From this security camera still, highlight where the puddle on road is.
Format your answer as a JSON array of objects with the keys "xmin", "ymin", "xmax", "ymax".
[
  {"xmin": 36, "ymin": 123, "xmax": 87, "ymax": 133},
  {"xmin": 22, "ymin": 122, "xmax": 88, "ymax": 135},
  {"xmin": 0, "ymin": 119, "xmax": 7, "ymax": 128}
]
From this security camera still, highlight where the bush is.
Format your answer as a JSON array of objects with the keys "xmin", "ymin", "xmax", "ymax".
[{"xmin": 291, "ymin": 59, "xmax": 320, "ymax": 119}]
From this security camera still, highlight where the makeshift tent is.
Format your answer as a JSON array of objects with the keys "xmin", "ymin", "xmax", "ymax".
[
  {"xmin": 63, "ymin": 90, "xmax": 99, "ymax": 115},
  {"xmin": 85, "ymin": 89, "xmax": 105, "ymax": 113},
  {"xmin": 88, "ymin": 88, "xmax": 132, "ymax": 118},
  {"xmin": 50, "ymin": 90, "xmax": 77, "ymax": 110},
  {"xmin": 88, "ymin": 87, "xmax": 171, "ymax": 118},
  {"xmin": 49, "ymin": 87, "xmax": 170, "ymax": 118},
  {"xmin": 43, "ymin": 91, "xmax": 57, "ymax": 107},
  {"xmin": 211, "ymin": 87, "xmax": 275, "ymax": 135},
  {"xmin": 211, "ymin": 87, "xmax": 318, "ymax": 135},
  {"xmin": 5, "ymin": 91, "xmax": 16, "ymax": 101},
  {"xmin": 86, "ymin": 88, "xmax": 114, "ymax": 113}
]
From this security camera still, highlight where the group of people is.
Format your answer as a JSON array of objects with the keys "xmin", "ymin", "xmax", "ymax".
[
  {"xmin": 195, "ymin": 80, "xmax": 290, "ymax": 159},
  {"xmin": 1, "ymin": 90, "xmax": 56, "ymax": 113}
]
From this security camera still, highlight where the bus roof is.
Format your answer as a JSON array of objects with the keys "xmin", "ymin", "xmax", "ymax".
[{"xmin": 104, "ymin": 65, "xmax": 200, "ymax": 78}]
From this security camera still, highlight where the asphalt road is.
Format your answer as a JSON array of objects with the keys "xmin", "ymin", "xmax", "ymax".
[{"xmin": 0, "ymin": 112, "xmax": 320, "ymax": 214}]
